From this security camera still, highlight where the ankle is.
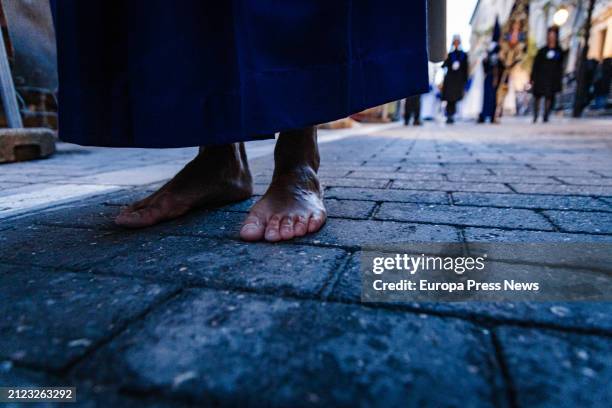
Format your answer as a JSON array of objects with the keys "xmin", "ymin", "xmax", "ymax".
[
  {"xmin": 274, "ymin": 127, "xmax": 320, "ymax": 172},
  {"xmin": 197, "ymin": 143, "xmax": 251, "ymax": 178},
  {"xmin": 198, "ymin": 143, "xmax": 242, "ymax": 162},
  {"xmin": 272, "ymin": 164, "xmax": 321, "ymax": 193}
]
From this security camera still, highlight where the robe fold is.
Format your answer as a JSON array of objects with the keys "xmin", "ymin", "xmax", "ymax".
[{"xmin": 51, "ymin": 0, "xmax": 429, "ymax": 148}]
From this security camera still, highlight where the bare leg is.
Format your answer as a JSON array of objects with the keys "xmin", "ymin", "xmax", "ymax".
[
  {"xmin": 240, "ymin": 126, "xmax": 326, "ymax": 242},
  {"xmin": 115, "ymin": 143, "xmax": 252, "ymax": 228}
]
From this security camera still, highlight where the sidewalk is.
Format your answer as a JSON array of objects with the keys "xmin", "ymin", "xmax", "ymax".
[
  {"xmin": 1, "ymin": 118, "xmax": 611, "ymax": 406},
  {"xmin": 0, "ymin": 122, "xmax": 399, "ymax": 219}
]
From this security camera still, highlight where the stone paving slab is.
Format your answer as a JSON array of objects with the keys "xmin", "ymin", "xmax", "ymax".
[
  {"xmin": 375, "ymin": 202, "xmax": 554, "ymax": 230},
  {"xmin": 346, "ymin": 171, "xmax": 448, "ymax": 181},
  {"xmin": 0, "ymin": 264, "xmax": 178, "ymax": 371},
  {"xmin": 447, "ymin": 174, "xmax": 561, "ymax": 184},
  {"xmin": 0, "ymin": 226, "xmax": 155, "ymax": 270},
  {"xmin": 342, "ymin": 165, "xmax": 401, "ymax": 172},
  {"xmin": 320, "ymin": 177, "xmax": 390, "ymax": 189},
  {"xmin": 293, "ymin": 218, "xmax": 461, "ymax": 248},
  {"xmin": 463, "ymin": 227, "xmax": 612, "ymax": 243},
  {"xmin": 495, "ymin": 327, "xmax": 612, "ymax": 407},
  {"xmin": 396, "ymin": 164, "xmax": 452, "ymax": 173},
  {"xmin": 391, "ymin": 180, "xmax": 513, "ymax": 193},
  {"xmin": 325, "ymin": 186, "xmax": 450, "ymax": 204},
  {"xmin": 0, "ymin": 173, "xmax": 68, "ymax": 183},
  {"xmin": 0, "ymin": 181, "xmax": 24, "ymax": 190},
  {"xmin": 555, "ymin": 176, "xmax": 612, "ymax": 187},
  {"xmin": 510, "ymin": 183, "xmax": 612, "ymax": 197},
  {"xmin": 324, "ymin": 199, "xmax": 376, "ymax": 219},
  {"xmin": 543, "ymin": 210, "xmax": 612, "ymax": 234},
  {"xmin": 0, "ymin": 224, "xmax": 347, "ymax": 298},
  {"xmin": 67, "ymin": 163, "xmax": 185, "ymax": 186},
  {"xmin": 452, "ymin": 192, "xmax": 611, "ymax": 212},
  {"xmin": 488, "ymin": 169, "xmax": 602, "ymax": 177},
  {"xmin": 329, "ymin": 253, "xmax": 612, "ymax": 333},
  {"xmin": 0, "ymin": 184, "xmax": 121, "ymax": 219},
  {"xmin": 71, "ymin": 288, "xmax": 505, "ymax": 407},
  {"xmin": 91, "ymin": 235, "xmax": 347, "ymax": 297}
]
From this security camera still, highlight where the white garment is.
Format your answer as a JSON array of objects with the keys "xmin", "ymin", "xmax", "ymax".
[{"xmin": 459, "ymin": 58, "xmax": 485, "ymax": 119}]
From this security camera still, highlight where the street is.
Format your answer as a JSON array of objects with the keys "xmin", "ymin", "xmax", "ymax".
[{"xmin": 1, "ymin": 118, "xmax": 611, "ymax": 406}]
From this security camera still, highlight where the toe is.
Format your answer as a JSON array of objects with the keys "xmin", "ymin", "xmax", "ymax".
[
  {"xmin": 294, "ymin": 215, "xmax": 308, "ymax": 237},
  {"xmin": 307, "ymin": 211, "xmax": 327, "ymax": 233},
  {"xmin": 240, "ymin": 214, "xmax": 266, "ymax": 241},
  {"xmin": 115, "ymin": 209, "xmax": 137, "ymax": 227},
  {"xmin": 115, "ymin": 208, "xmax": 148, "ymax": 228},
  {"xmin": 117, "ymin": 206, "xmax": 133, "ymax": 218},
  {"xmin": 115, "ymin": 205, "xmax": 163, "ymax": 228},
  {"xmin": 279, "ymin": 215, "xmax": 295, "ymax": 240},
  {"xmin": 264, "ymin": 215, "xmax": 282, "ymax": 242},
  {"xmin": 122, "ymin": 194, "xmax": 156, "ymax": 213}
]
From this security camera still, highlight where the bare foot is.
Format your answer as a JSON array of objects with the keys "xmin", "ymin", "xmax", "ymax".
[
  {"xmin": 240, "ymin": 127, "xmax": 326, "ymax": 242},
  {"xmin": 116, "ymin": 143, "xmax": 252, "ymax": 228}
]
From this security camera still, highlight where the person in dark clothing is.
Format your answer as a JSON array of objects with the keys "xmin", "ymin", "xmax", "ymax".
[
  {"xmin": 593, "ymin": 58, "xmax": 612, "ymax": 109},
  {"xmin": 478, "ymin": 43, "xmax": 503, "ymax": 123},
  {"xmin": 442, "ymin": 35, "xmax": 469, "ymax": 124},
  {"xmin": 531, "ymin": 27, "xmax": 565, "ymax": 123},
  {"xmin": 404, "ymin": 95, "xmax": 422, "ymax": 126},
  {"xmin": 478, "ymin": 19, "xmax": 502, "ymax": 124}
]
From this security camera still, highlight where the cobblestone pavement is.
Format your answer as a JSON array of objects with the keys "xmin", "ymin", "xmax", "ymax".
[{"xmin": 0, "ymin": 119, "xmax": 611, "ymax": 407}]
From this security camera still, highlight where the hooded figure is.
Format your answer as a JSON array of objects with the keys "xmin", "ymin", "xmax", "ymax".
[
  {"xmin": 442, "ymin": 35, "xmax": 469, "ymax": 124},
  {"xmin": 478, "ymin": 18, "xmax": 502, "ymax": 123}
]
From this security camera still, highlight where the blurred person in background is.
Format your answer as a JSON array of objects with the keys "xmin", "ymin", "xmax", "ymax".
[
  {"xmin": 531, "ymin": 26, "xmax": 565, "ymax": 123},
  {"xmin": 593, "ymin": 58, "xmax": 611, "ymax": 110},
  {"xmin": 495, "ymin": 19, "xmax": 527, "ymax": 122},
  {"xmin": 442, "ymin": 35, "xmax": 469, "ymax": 124},
  {"xmin": 404, "ymin": 95, "xmax": 422, "ymax": 126},
  {"xmin": 478, "ymin": 19, "xmax": 502, "ymax": 124}
]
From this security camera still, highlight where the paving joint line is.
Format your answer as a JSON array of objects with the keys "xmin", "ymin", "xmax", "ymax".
[
  {"xmin": 7, "ymin": 286, "xmax": 184, "ymax": 377},
  {"xmin": 61, "ymin": 286, "xmax": 185, "ymax": 377},
  {"xmin": 490, "ymin": 329, "xmax": 519, "ymax": 408},
  {"xmin": 318, "ymin": 251, "xmax": 355, "ymax": 300}
]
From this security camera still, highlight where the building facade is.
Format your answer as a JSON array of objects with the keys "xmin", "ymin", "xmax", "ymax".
[{"xmin": 468, "ymin": 0, "xmax": 611, "ymax": 117}]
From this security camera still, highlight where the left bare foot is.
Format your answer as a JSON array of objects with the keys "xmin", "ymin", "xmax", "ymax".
[
  {"xmin": 240, "ymin": 127, "xmax": 326, "ymax": 242},
  {"xmin": 116, "ymin": 143, "xmax": 252, "ymax": 228}
]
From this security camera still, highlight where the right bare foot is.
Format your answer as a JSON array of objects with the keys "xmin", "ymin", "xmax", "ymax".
[
  {"xmin": 240, "ymin": 127, "xmax": 327, "ymax": 242},
  {"xmin": 115, "ymin": 143, "xmax": 252, "ymax": 228}
]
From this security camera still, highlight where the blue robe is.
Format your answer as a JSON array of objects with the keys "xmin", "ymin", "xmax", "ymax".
[
  {"xmin": 51, "ymin": 1, "xmax": 428, "ymax": 148},
  {"xmin": 480, "ymin": 49, "xmax": 502, "ymax": 121}
]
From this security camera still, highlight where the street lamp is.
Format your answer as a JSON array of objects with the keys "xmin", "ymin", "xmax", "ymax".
[{"xmin": 553, "ymin": 7, "xmax": 569, "ymax": 27}]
